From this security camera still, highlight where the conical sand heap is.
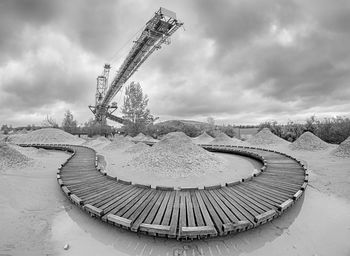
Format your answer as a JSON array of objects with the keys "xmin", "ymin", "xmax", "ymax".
[
  {"xmin": 129, "ymin": 132, "xmax": 223, "ymax": 178},
  {"xmin": 0, "ymin": 142, "xmax": 31, "ymax": 170},
  {"xmin": 8, "ymin": 128, "xmax": 84, "ymax": 145},
  {"xmin": 247, "ymin": 128, "xmax": 288, "ymax": 145},
  {"xmin": 332, "ymin": 136, "xmax": 350, "ymax": 157},
  {"xmin": 210, "ymin": 132, "xmax": 245, "ymax": 146},
  {"xmin": 132, "ymin": 133, "xmax": 149, "ymax": 141},
  {"xmin": 289, "ymin": 131, "xmax": 328, "ymax": 151},
  {"xmin": 192, "ymin": 132, "xmax": 213, "ymax": 144},
  {"xmin": 124, "ymin": 142, "xmax": 149, "ymax": 154}
]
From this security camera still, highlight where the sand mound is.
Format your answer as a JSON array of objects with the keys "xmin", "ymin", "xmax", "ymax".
[
  {"xmin": 129, "ymin": 132, "xmax": 223, "ymax": 178},
  {"xmin": 132, "ymin": 133, "xmax": 148, "ymax": 141},
  {"xmin": 8, "ymin": 128, "xmax": 84, "ymax": 145},
  {"xmin": 0, "ymin": 134, "xmax": 7, "ymax": 143},
  {"xmin": 247, "ymin": 128, "xmax": 288, "ymax": 145},
  {"xmin": 124, "ymin": 142, "xmax": 150, "ymax": 154},
  {"xmin": 210, "ymin": 132, "xmax": 246, "ymax": 146},
  {"xmin": 145, "ymin": 135, "xmax": 159, "ymax": 142},
  {"xmin": 290, "ymin": 132, "xmax": 328, "ymax": 151},
  {"xmin": 0, "ymin": 143, "xmax": 31, "ymax": 170},
  {"xmin": 103, "ymin": 136, "xmax": 134, "ymax": 151},
  {"xmin": 96, "ymin": 136, "xmax": 110, "ymax": 142},
  {"xmin": 192, "ymin": 132, "xmax": 213, "ymax": 144},
  {"xmin": 332, "ymin": 136, "xmax": 350, "ymax": 157}
]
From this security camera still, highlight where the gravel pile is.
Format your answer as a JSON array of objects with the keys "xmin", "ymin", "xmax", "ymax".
[
  {"xmin": 0, "ymin": 134, "xmax": 6, "ymax": 143},
  {"xmin": 332, "ymin": 136, "xmax": 350, "ymax": 157},
  {"xmin": 146, "ymin": 135, "xmax": 159, "ymax": 143},
  {"xmin": 103, "ymin": 136, "xmax": 134, "ymax": 150},
  {"xmin": 0, "ymin": 142, "xmax": 31, "ymax": 170},
  {"xmin": 247, "ymin": 128, "xmax": 288, "ymax": 145},
  {"xmin": 132, "ymin": 133, "xmax": 149, "ymax": 141},
  {"xmin": 124, "ymin": 142, "xmax": 150, "ymax": 154},
  {"xmin": 210, "ymin": 132, "xmax": 246, "ymax": 146},
  {"xmin": 192, "ymin": 132, "xmax": 213, "ymax": 144},
  {"xmin": 289, "ymin": 132, "xmax": 328, "ymax": 151},
  {"xmin": 8, "ymin": 128, "xmax": 84, "ymax": 145},
  {"xmin": 129, "ymin": 132, "xmax": 223, "ymax": 178}
]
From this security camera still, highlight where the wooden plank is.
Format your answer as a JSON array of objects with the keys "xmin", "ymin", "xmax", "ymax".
[
  {"xmin": 139, "ymin": 223, "xmax": 171, "ymax": 235},
  {"xmin": 194, "ymin": 191, "xmax": 215, "ymax": 228},
  {"xmin": 190, "ymin": 191, "xmax": 204, "ymax": 226},
  {"xmin": 198, "ymin": 190, "xmax": 224, "ymax": 235},
  {"xmin": 212, "ymin": 189, "xmax": 249, "ymax": 222},
  {"xmin": 70, "ymin": 194, "xmax": 83, "ymax": 206},
  {"xmin": 99, "ymin": 187, "xmax": 142, "ymax": 217},
  {"xmin": 84, "ymin": 204, "xmax": 104, "ymax": 217},
  {"xmin": 118, "ymin": 189, "xmax": 155, "ymax": 218},
  {"xmin": 143, "ymin": 191, "xmax": 166, "ymax": 224},
  {"xmin": 93, "ymin": 185, "xmax": 136, "ymax": 206},
  {"xmin": 235, "ymin": 185, "xmax": 282, "ymax": 205},
  {"xmin": 224, "ymin": 187, "xmax": 262, "ymax": 216},
  {"xmin": 103, "ymin": 187, "xmax": 146, "ymax": 216},
  {"xmin": 178, "ymin": 193, "xmax": 187, "ymax": 233},
  {"xmin": 207, "ymin": 190, "xmax": 239, "ymax": 223},
  {"xmin": 254, "ymin": 209, "xmax": 276, "ymax": 224},
  {"xmin": 169, "ymin": 191, "xmax": 180, "ymax": 238},
  {"xmin": 293, "ymin": 190, "xmax": 303, "ymax": 200},
  {"xmin": 229, "ymin": 186, "xmax": 272, "ymax": 212},
  {"xmin": 106, "ymin": 214, "xmax": 132, "ymax": 228},
  {"xmin": 185, "ymin": 192, "xmax": 196, "ymax": 227},
  {"xmin": 278, "ymin": 198, "xmax": 294, "ymax": 212},
  {"xmin": 130, "ymin": 191, "xmax": 163, "ymax": 232},
  {"xmin": 161, "ymin": 192, "xmax": 176, "ymax": 226},
  {"xmin": 180, "ymin": 226, "xmax": 217, "ymax": 237},
  {"xmin": 152, "ymin": 191, "xmax": 171, "ymax": 225},
  {"xmin": 222, "ymin": 220, "xmax": 250, "ymax": 233},
  {"xmin": 218, "ymin": 188, "xmax": 256, "ymax": 222}
]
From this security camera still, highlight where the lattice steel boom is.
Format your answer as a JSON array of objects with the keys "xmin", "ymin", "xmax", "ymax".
[{"xmin": 89, "ymin": 7, "xmax": 183, "ymax": 123}]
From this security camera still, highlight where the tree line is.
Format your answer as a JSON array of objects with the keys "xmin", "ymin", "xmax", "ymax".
[
  {"xmin": 258, "ymin": 116, "xmax": 350, "ymax": 144},
  {"xmin": 2, "ymin": 81, "xmax": 349, "ymax": 144}
]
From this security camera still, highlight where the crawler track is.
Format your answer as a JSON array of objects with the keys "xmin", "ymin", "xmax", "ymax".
[{"xmin": 19, "ymin": 143, "xmax": 308, "ymax": 239}]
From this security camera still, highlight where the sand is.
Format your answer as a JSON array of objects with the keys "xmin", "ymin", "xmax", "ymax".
[
  {"xmin": 102, "ymin": 132, "xmax": 260, "ymax": 187},
  {"xmin": 0, "ymin": 147, "xmax": 71, "ymax": 255},
  {"xmin": 131, "ymin": 133, "xmax": 148, "ymax": 141},
  {"xmin": 2, "ymin": 131, "xmax": 350, "ymax": 255},
  {"xmin": 82, "ymin": 136, "xmax": 111, "ymax": 150},
  {"xmin": 191, "ymin": 132, "xmax": 213, "ymax": 144},
  {"xmin": 332, "ymin": 136, "xmax": 350, "ymax": 157},
  {"xmin": 124, "ymin": 142, "xmax": 150, "ymax": 154},
  {"xmin": 0, "ymin": 142, "xmax": 32, "ymax": 170},
  {"xmin": 128, "ymin": 132, "xmax": 224, "ymax": 178},
  {"xmin": 102, "ymin": 136, "xmax": 134, "ymax": 151},
  {"xmin": 247, "ymin": 128, "xmax": 289, "ymax": 145},
  {"xmin": 210, "ymin": 132, "xmax": 246, "ymax": 146},
  {"xmin": 8, "ymin": 128, "xmax": 84, "ymax": 145},
  {"xmin": 289, "ymin": 131, "xmax": 329, "ymax": 151}
]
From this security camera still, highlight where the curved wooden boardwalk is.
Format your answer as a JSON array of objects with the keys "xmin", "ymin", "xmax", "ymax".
[{"xmin": 19, "ymin": 143, "xmax": 308, "ymax": 239}]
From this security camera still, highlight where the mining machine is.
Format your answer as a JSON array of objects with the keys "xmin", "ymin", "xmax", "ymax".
[{"xmin": 89, "ymin": 7, "xmax": 183, "ymax": 124}]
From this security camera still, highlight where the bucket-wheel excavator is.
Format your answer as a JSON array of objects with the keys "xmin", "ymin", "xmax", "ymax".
[{"xmin": 89, "ymin": 7, "xmax": 183, "ymax": 124}]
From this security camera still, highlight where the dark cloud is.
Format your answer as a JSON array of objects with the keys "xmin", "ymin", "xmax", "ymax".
[{"xmin": 1, "ymin": 0, "xmax": 350, "ymax": 126}]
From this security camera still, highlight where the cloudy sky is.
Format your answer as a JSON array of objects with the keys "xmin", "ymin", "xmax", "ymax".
[{"xmin": 1, "ymin": 0, "xmax": 350, "ymax": 127}]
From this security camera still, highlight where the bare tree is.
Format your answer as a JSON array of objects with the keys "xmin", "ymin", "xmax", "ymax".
[
  {"xmin": 42, "ymin": 115, "xmax": 59, "ymax": 128},
  {"xmin": 62, "ymin": 110, "xmax": 77, "ymax": 133}
]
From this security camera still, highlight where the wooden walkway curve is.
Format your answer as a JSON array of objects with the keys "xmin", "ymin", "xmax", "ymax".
[{"xmin": 18, "ymin": 143, "xmax": 308, "ymax": 239}]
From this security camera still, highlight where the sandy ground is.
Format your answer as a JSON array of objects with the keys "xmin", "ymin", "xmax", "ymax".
[
  {"xmin": 0, "ymin": 148, "xmax": 71, "ymax": 255},
  {"xmin": 102, "ymin": 148, "xmax": 261, "ymax": 187},
  {"xmin": 1, "ymin": 142, "xmax": 350, "ymax": 255}
]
